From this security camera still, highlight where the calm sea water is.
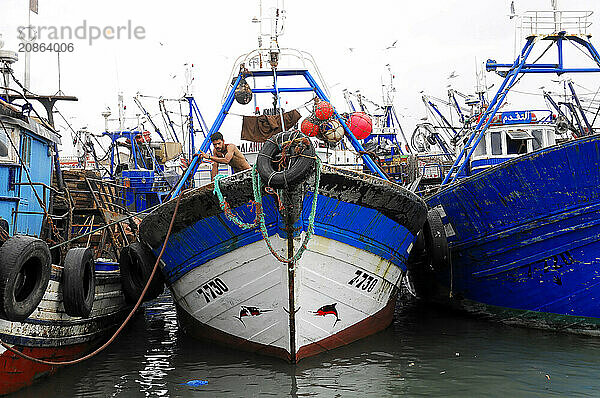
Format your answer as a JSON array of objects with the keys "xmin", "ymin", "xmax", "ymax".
[{"xmin": 14, "ymin": 293, "xmax": 600, "ymax": 397}]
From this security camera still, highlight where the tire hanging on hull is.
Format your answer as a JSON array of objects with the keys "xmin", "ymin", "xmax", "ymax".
[
  {"xmin": 0, "ymin": 236, "xmax": 51, "ymax": 322},
  {"xmin": 423, "ymin": 208, "xmax": 450, "ymax": 272},
  {"xmin": 256, "ymin": 131, "xmax": 316, "ymax": 189},
  {"xmin": 119, "ymin": 242, "xmax": 164, "ymax": 303},
  {"xmin": 62, "ymin": 247, "xmax": 96, "ymax": 318}
]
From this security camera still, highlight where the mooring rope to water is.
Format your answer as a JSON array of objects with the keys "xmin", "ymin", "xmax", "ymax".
[{"xmin": 0, "ymin": 193, "xmax": 183, "ymax": 366}]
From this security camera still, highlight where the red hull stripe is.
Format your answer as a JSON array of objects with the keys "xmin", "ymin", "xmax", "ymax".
[
  {"xmin": 0, "ymin": 341, "xmax": 95, "ymax": 395},
  {"xmin": 297, "ymin": 297, "xmax": 396, "ymax": 361}
]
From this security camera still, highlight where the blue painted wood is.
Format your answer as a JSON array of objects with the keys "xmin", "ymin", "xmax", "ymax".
[
  {"xmin": 158, "ymin": 192, "xmax": 414, "ymax": 286},
  {"xmin": 15, "ymin": 133, "xmax": 53, "ymax": 236},
  {"xmin": 427, "ymin": 134, "xmax": 600, "ymax": 321},
  {"xmin": 0, "ymin": 129, "xmax": 54, "ymax": 237}
]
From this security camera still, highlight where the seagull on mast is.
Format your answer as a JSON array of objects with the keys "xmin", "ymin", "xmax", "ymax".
[{"xmin": 509, "ymin": 1, "xmax": 516, "ymax": 19}]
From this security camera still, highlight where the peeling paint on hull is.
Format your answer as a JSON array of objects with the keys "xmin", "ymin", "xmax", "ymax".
[
  {"xmin": 420, "ymin": 134, "xmax": 600, "ymax": 333},
  {"xmin": 0, "ymin": 266, "xmax": 130, "ymax": 395}
]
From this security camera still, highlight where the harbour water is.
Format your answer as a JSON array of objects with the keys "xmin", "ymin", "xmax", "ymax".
[{"xmin": 11, "ymin": 292, "xmax": 600, "ymax": 397}]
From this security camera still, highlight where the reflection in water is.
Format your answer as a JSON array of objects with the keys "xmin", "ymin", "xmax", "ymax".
[
  {"xmin": 135, "ymin": 295, "xmax": 179, "ymax": 397},
  {"xmin": 15, "ymin": 292, "xmax": 600, "ymax": 397}
]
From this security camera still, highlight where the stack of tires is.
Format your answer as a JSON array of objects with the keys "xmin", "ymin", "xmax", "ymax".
[{"xmin": 0, "ymin": 234, "xmax": 164, "ymax": 323}]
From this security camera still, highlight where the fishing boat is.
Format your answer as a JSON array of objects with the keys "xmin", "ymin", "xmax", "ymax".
[
  {"xmin": 0, "ymin": 41, "xmax": 162, "ymax": 394},
  {"xmin": 409, "ymin": 8, "xmax": 600, "ymax": 334},
  {"xmin": 342, "ymin": 66, "xmax": 417, "ymax": 184},
  {"xmin": 138, "ymin": 3, "xmax": 427, "ymax": 362}
]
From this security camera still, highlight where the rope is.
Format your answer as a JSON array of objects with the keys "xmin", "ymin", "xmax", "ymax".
[
  {"xmin": 0, "ymin": 193, "xmax": 183, "ymax": 366},
  {"xmin": 213, "ymin": 173, "xmax": 262, "ymax": 230},
  {"xmin": 212, "ymin": 157, "xmax": 321, "ymax": 264},
  {"xmin": 253, "ymin": 157, "xmax": 321, "ymax": 264}
]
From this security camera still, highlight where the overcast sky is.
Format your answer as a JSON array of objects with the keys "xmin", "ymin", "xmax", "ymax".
[{"xmin": 1, "ymin": 0, "xmax": 600, "ymax": 155}]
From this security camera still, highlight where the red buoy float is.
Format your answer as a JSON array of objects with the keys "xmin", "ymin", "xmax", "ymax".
[
  {"xmin": 315, "ymin": 101, "xmax": 334, "ymax": 121},
  {"xmin": 300, "ymin": 117, "xmax": 320, "ymax": 137},
  {"xmin": 347, "ymin": 112, "xmax": 372, "ymax": 140}
]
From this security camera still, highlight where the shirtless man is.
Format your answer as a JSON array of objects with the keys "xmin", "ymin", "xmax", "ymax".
[{"xmin": 202, "ymin": 132, "xmax": 251, "ymax": 180}]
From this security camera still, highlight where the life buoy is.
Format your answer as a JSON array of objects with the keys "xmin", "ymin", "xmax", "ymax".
[
  {"xmin": 423, "ymin": 208, "xmax": 450, "ymax": 272},
  {"xmin": 119, "ymin": 242, "xmax": 164, "ymax": 303},
  {"xmin": 256, "ymin": 131, "xmax": 316, "ymax": 189},
  {"xmin": 0, "ymin": 235, "xmax": 51, "ymax": 322},
  {"xmin": 62, "ymin": 247, "xmax": 95, "ymax": 318}
]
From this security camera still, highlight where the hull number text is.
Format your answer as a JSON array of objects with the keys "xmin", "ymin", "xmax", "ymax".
[
  {"xmin": 348, "ymin": 270, "xmax": 378, "ymax": 292},
  {"xmin": 198, "ymin": 278, "xmax": 229, "ymax": 303}
]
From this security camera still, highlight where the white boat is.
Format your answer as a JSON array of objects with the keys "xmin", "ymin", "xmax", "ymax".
[
  {"xmin": 140, "ymin": 158, "xmax": 425, "ymax": 362},
  {"xmin": 137, "ymin": 2, "xmax": 427, "ymax": 362}
]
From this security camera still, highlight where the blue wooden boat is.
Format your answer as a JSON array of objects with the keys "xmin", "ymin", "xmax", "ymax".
[
  {"xmin": 140, "ymin": 155, "xmax": 425, "ymax": 362},
  {"xmin": 0, "ymin": 46, "xmax": 159, "ymax": 393},
  {"xmin": 410, "ymin": 9, "xmax": 600, "ymax": 333},
  {"xmin": 138, "ymin": 5, "xmax": 427, "ymax": 362}
]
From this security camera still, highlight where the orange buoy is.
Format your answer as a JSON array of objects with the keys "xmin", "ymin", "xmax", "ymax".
[
  {"xmin": 315, "ymin": 101, "xmax": 334, "ymax": 121},
  {"xmin": 347, "ymin": 112, "xmax": 372, "ymax": 140},
  {"xmin": 301, "ymin": 118, "xmax": 320, "ymax": 137}
]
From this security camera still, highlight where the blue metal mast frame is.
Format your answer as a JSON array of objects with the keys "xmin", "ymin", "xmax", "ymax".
[
  {"xmin": 442, "ymin": 32, "xmax": 600, "ymax": 185},
  {"xmin": 421, "ymin": 99, "xmax": 456, "ymax": 159},
  {"xmin": 168, "ymin": 69, "xmax": 388, "ymax": 198},
  {"xmin": 448, "ymin": 90, "xmax": 466, "ymax": 125},
  {"xmin": 184, "ymin": 96, "xmax": 210, "ymax": 161}
]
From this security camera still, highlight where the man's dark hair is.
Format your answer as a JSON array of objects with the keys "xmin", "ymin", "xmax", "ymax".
[{"xmin": 211, "ymin": 132, "xmax": 224, "ymax": 142}]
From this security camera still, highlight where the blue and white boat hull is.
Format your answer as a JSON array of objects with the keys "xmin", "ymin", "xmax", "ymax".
[{"xmin": 140, "ymin": 165, "xmax": 427, "ymax": 362}]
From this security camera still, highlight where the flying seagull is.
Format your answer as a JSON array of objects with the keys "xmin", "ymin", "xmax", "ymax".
[
  {"xmin": 385, "ymin": 40, "xmax": 398, "ymax": 50},
  {"xmin": 448, "ymin": 71, "xmax": 459, "ymax": 79}
]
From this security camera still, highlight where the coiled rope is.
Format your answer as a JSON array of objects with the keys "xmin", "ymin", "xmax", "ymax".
[
  {"xmin": 213, "ymin": 157, "xmax": 321, "ymax": 264},
  {"xmin": 0, "ymin": 193, "xmax": 183, "ymax": 366}
]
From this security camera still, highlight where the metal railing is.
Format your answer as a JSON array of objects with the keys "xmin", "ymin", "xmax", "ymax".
[{"xmin": 520, "ymin": 10, "xmax": 593, "ymax": 36}]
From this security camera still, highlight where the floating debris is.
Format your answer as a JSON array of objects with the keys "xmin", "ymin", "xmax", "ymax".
[{"xmin": 183, "ymin": 380, "xmax": 208, "ymax": 387}]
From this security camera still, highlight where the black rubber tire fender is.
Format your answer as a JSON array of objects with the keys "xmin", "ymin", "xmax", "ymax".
[
  {"xmin": 423, "ymin": 208, "xmax": 450, "ymax": 272},
  {"xmin": 119, "ymin": 242, "xmax": 164, "ymax": 303},
  {"xmin": 256, "ymin": 131, "xmax": 316, "ymax": 189},
  {"xmin": 0, "ymin": 218, "xmax": 9, "ymax": 247},
  {"xmin": 0, "ymin": 235, "xmax": 51, "ymax": 322},
  {"xmin": 62, "ymin": 247, "xmax": 95, "ymax": 318}
]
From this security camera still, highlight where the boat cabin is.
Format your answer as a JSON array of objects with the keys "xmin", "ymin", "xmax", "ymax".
[
  {"xmin": 0, "ymin": 100, "xmax": 60, "ymax": 236},
  {"xmin": 468, "ymin": 110, "xmax": 557, "ymax": 174}
]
